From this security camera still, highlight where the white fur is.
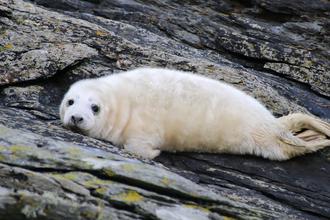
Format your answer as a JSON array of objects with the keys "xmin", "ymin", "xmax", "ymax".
[{"xmin": 60, "ymin": 68, "xmax": 330, "ymax": 160}]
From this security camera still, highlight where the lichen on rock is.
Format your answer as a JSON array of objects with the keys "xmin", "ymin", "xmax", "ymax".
[{"xmin": 1, "ymin": 0, "xmax": 330, "ymax": 219}]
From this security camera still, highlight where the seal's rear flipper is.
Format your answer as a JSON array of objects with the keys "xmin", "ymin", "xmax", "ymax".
[
  {"xmin": 278, "ymin": 113, "xmax": 330, "ymax": 135},
  {"xmin": 277, "ymin": 113, "xmax": 330, "ymax": 157},
  {"xmin": 295, "ymin": 129, "xmax": 327, "ymax": 142}
]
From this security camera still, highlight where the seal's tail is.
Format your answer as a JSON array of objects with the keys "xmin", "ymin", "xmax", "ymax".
[{"xmin": 276, "ymin": 113, "xmax": 330, "ymax": 159}]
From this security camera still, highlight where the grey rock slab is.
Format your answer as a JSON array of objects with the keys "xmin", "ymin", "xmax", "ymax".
[
  {"xmin": 0, "ymin": 186, "xmax": 136, "ymax": 220},
  {"xmin": 0, "ymin": 43, "xmax": 98, "ymax": 84},
  {"xmin": 0, "ymin": 124, "xmax": 232, "ymax": 203},
  {"xmin": 157, "ymin": 151, "xmax": 330, "ymax": 219},
  {"xmin": 1, "ymin": 0, "xmax": 330, "ymax": 219},
  {"xmin": 47, "ymin": 171, "xmax": 226, "ymax": 220},
  {"xmin": 264, "ymin": 62, "xmax": 330, "ymax": 96},
  {"xmin": 0, "ymin": 124, "xmax": 288, "ymax": 219},
  {"xmin": 216, "ymin": 27, "xmax": 317, "ymax": 69}
]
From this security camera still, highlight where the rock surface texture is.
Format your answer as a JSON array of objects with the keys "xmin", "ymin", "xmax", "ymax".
[{"xmin": 1, "ymin": 0, "xmax": 330, "ymax": 219}]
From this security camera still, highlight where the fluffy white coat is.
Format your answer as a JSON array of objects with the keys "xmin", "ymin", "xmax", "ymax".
[{"xmin": 60, "ymin": 68, "xmax": 330, "ymax": 160}]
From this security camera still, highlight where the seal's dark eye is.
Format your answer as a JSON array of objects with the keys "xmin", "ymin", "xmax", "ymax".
[
  {"xmin": 67, "ymin": 99, "xmax": 74, "ymax": 106},
  {"xmin": 91, "ymin": 104, "xmax": 100, "ymax": 114}
]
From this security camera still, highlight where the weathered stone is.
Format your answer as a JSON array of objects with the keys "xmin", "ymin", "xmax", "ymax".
[
  {"xmin": 1, "ymin": 0, "xmax": 330, "ymax": 219},
  {"xmin": 0, "ymin": 124, "xmax": 286, "ymax": 219},
  {"xmin": 0, "ymin": 43, "xmax": 98, "ymax": 85},
  {"xmin": 264, "ymin": 62, "xmax": 330, "ymax": 96},
  {"xmin": 0, "ymin": 5, "xmax": 12, "ymax": 17}
]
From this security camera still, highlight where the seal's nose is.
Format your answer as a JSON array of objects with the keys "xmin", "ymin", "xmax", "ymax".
[{"xmin": 71, "ymin": 115, "xmax": 84, "ymax": 125}]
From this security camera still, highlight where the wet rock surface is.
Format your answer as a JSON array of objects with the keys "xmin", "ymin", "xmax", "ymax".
[{"xmin": 0, "ymin": 0, "xmax": 330, "ymax": 219}]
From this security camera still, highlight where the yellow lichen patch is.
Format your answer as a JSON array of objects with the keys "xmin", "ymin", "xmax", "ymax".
[
  {"xmin": 0, "ymin": 156, "xmax": 5, "ymax": 162},
  {"xmin": 161, "ymin": 177, "xmax": 177, "ymax": 187},
  {"xmin": 52, "ymin": 173, "xmax": 77, "ymax": 181},
  {"xmin": 82, "ymin": 180, "xmax": 99, "ymax": 188},
  {"xmin": 88, "ymin": 178, "xmax": 104, "ymax": 184},
  {"xmin": 9, "ymin": 146, "xmax": 35, "ymax": 153},
  {"xmin": 161, "ymin": 177, "xmax": 176, "ymax": 186},
  {"xmin": 16, "ymin": 18, "xmax": 25, "ymax": 25},
  {"xmin": 124, "ymin": 166, "xmax": 134, "ymax": 172},
  {"xmin": 81, "ymin": 161, "xmax": 92, "ymax": 169},
  {"xmin": 84, "ymin": 213, "xmax": 95, "ymax": 218},
  {"xmin": 183, "ymin": 204, "xmax": 210, "ymax": 212},
  {"xmin": 97, "ymin": 30, "xmax": 104, "ymax": 35},
  {"xmin": 103, "ymin": 169, "xmax": 115, "ymax": 177},
  {"xmin": 118, "ymin": 191, "xmax": 142, "ymax": 202},
  {"xmin": 162, "ymin": 177, "xmax": 170, "ymax": 182},
  {"xmin": 97, "ymin": 210, "xmax": 103, "ymax": 218},
  {"xmin": 222, "ymin": 216, "xmax": 236, "ymax": 220},
  {"xmin": 0, "ymin": 127, "xmax": 10, "ymax": 134},
  {"xmin": 82, "ymin": 178, "xmax": 113, "ymax": 189},
  {"xmin": 119, "ymin": 165, "xmax": 134, "ymax": 172},
  {"xmin": 96, "ymin": 186, "xmax": 109, "ymax": 194},
  {"xmin": 63, "ymin": 173, "xmax": 78, "ymax": 180},
  {"xmin": 68, "ymin": 149, "xmax": 81, "ymax": 154},
  {"xmin": 12, "ymin": 151, "xmax": 25, "ymax": 159},
  {"xmin": 9, "ymin": 146, "xmax": 36, "ymax": 159},
  {"xmin": 3, "ymin": 45, "xmax": 13, "ymax": 49}
]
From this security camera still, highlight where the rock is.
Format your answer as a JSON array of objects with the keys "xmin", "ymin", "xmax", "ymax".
[
  {"xmin": 0, "ymin": 0, "xmax": 330, "ymax": 219},
  {"xmin": 0, "ymin": 124, "xmax": 281, "ymax": 219},
  {"xmin": 0, "ymin": 43, "xmax": 98, "ymax": 85}
]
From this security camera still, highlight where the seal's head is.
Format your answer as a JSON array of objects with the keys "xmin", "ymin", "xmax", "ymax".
[{"xmin": 59, "ymin": 79, "xmax": 109, "ymax": 137}]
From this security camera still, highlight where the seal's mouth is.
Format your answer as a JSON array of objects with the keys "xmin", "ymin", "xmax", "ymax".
[{"xmin": 67, "ymin": 125, "xmax": 86, "ymax": 135}]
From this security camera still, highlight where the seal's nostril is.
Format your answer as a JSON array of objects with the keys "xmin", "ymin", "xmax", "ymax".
[{"xmin": 71, "ymin": 115, "xmax": 84, "ymax": 124}]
